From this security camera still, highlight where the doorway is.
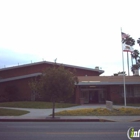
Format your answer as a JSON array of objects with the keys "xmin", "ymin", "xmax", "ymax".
[
  {"xmin": 80, "ymin": 87, "xmax": 106, "ymax": 104},
  {"xmin": 89, "ymin": 90, "xmax": 99, "ymax": 103}
]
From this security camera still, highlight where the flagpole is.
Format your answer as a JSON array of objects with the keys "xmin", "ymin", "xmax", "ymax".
[
  {"xmin": 121, "ymin": 28, "xmax": 126, "ymax": 107},
  {"xmin": 127, "ymin": 52, "xmax": 130, "ymax": 76}
]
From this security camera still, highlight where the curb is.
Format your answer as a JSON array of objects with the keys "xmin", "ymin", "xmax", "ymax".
[
  {"xmin": 132, "ymin": 120, "xmax": 140, "ymax": 122},
  {"xmin": 0, "ymin": 119, "xmax": 115, "ymax": 122}
]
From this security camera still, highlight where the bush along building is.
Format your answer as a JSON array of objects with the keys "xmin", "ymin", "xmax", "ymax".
[{"xmin": 0, "ymin": 61, "xmax": 140, "ymax": 104}]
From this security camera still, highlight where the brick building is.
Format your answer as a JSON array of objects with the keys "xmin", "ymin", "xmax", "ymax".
[{"xmin": 0, "ymin": 61, "xmax": 140, "ymax": 104}]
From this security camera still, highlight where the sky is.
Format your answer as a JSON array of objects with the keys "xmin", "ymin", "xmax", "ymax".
[{"xmin": 0, "ymin": 0, "xmax": 140, "ymax": 76}]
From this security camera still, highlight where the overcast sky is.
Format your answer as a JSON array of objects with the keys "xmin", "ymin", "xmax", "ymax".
[{"xmin": 0, "ymin": 0, "xmax": 140, "ymax": 76}]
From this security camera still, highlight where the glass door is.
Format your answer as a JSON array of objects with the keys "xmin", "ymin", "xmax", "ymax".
[{"xmin": 81, "ymin": 89, "xmax": 89, "ymax": 103}]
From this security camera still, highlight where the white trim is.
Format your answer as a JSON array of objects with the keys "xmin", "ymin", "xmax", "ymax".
[{"xmin": 0, "ymin": 73, "xmax": 42, "ymax": 83}]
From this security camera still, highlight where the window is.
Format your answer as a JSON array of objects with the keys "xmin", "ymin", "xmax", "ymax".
[
  {"xmin": 134, "ymin": 86, "xmax": 140, "ymax": 97},
  {"xmin": 118, "ymin": 86, "xmax": 124, "ymax": 97},
  {"xmin": 119, "ymin": 86, "xmax": 134, "ymax": 97},
  {"xmin": 126, "ymin": 86, "xmax": 134, "ymax": 97},
  {"xmin": 80, "ymin": 89, "xmax": 89, "ymax": 103}
]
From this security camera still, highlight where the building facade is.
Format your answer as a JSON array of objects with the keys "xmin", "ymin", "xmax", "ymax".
[
  {"xmin": 0, "ymin": 61, "xmax": 140, "ymax": 104},
  {"xmin": 76, "ymin": 76, "xmax": 140, "ymax": 104}
]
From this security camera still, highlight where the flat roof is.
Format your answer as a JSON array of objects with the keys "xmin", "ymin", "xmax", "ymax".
[
  {"xmin": 78, "ymin": 81, "xmax": 140, "ymax": 85},
  {"xmin": 0, "ymin": 61, "xmax": 104, "ymax": 74},
  {"xmin": 0, "ymin": 74, "xmax": 140, "ymax": 85},
  {"xmin": 77, "ymin": 76, "xmax": 140, "ymax": 85}
]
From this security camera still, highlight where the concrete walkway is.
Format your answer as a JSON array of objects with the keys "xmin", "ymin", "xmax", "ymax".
[{"xmin": 0, "ymin": 104, "xmax": 140, "ymax": 122}]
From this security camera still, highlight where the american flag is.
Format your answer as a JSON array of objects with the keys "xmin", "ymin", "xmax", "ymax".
[{"xmin": 121, "ymin": 32, "xmax": 129, "ymax": 39}]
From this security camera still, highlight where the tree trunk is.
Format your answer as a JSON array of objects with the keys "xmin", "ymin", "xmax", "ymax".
[
  {"xmin": 131, "ymin": 53, "xmax": 135, "ymax": 74},
  {"xmin": 135, "ymin": 58, "xmax": 137, "ymax": 64},
  {"xmin": 131, "ymin": 53, "xmax": 133, "ymax": 66},
  {"xmin": 52, "ymin": 97, "xmax": 55, "ymax": 118}
]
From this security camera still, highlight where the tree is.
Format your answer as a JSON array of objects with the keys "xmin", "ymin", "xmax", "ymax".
[
  {"xmin": 131, "ymin": 38, "xmax": 140, "ymax": 73},
  {"xmin": 131, "ymin": 49, "xmax": 140, "ymax": 74},
  {"xmin": 122, "ymin": 36, "xmax": 135, "ymax": 75},
  {"xmin": 30, "ymin": 65, "xmax": 78, "ymax": 118},
  {"xmin": 122, "ymin": 35, "xmax": 140, "ymax": 75},
  {"xmin": 137, "ymin": 38, "xmax": 140, "ymax": 46},
  {"xmin": 131, "ymin": 50, "xmax": 140, "ymax": 63},
  {"xmin": 129, "ymin": 38, "xmax": 140, "ymax": 74},
  {"xmin": 29, "ymin": 78, "xmax": 40, "ymax": 101}
]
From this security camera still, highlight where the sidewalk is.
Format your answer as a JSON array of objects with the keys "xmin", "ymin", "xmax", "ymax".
[{"xmin": 0, "ymin": 105, "xmax": 140, "ymax": 122}]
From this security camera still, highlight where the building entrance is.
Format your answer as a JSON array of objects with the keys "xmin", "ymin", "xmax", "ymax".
[
  {"xmin": 89, "ymin": 90, "xmax": 98, "ymax": 103},
  {"xmin": 80, "ymin": 87, "xmax": 106, "ymax": 104}
]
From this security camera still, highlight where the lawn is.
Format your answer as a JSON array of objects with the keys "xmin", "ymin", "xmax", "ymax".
[
  {"xmin": 0, "ymin": 108, "xmax": 29, "ymax": 116},
  {"xmin": 55, "ymin": 108, "xmax": 140, "ymax": 116},
  {"xmin": 115, "ymin": 104, "xmax": 140, "ymax": 107},
  {"xmin": 127, "ymin": 104, "xmax": 140, "ymax": 107},
  {"xmin": 0, "ymin": 101, "xmax": 78, "ymax": 109}
]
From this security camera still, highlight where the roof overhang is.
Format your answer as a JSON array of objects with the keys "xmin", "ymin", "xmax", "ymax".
[
  {"xmin": 0, "ymin": 73, "xmax": 42, "ymax": 83},
  {"xmin": 76, "ymin": 76, "xmax": 140, "ymax": 85},
  {"xmin": 0, "ymin": 61, "xmax": 104, "ymax": 75},
  {"xmin": 76, "ymin": 81, "xmax": 140, "ymax": 85}
]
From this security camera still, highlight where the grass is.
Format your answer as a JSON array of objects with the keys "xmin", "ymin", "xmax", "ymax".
[
  {"xmin": 0, "ymin": 108, "xmax": 29, "ymax": 116},
  {"xmin": 0, "ymin": 101, "xmax": 78, "ymax": 109},
  {"xmin": 127, "ymin": 104, "xmax": 140, "ymax": 107},
  {"xmin": 114, "ymin": 104, "xmax": 140, "ymax": 107},
  {"xmin": 55, "ymin": 108, "xmax": 140, "ymax": 116}
]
